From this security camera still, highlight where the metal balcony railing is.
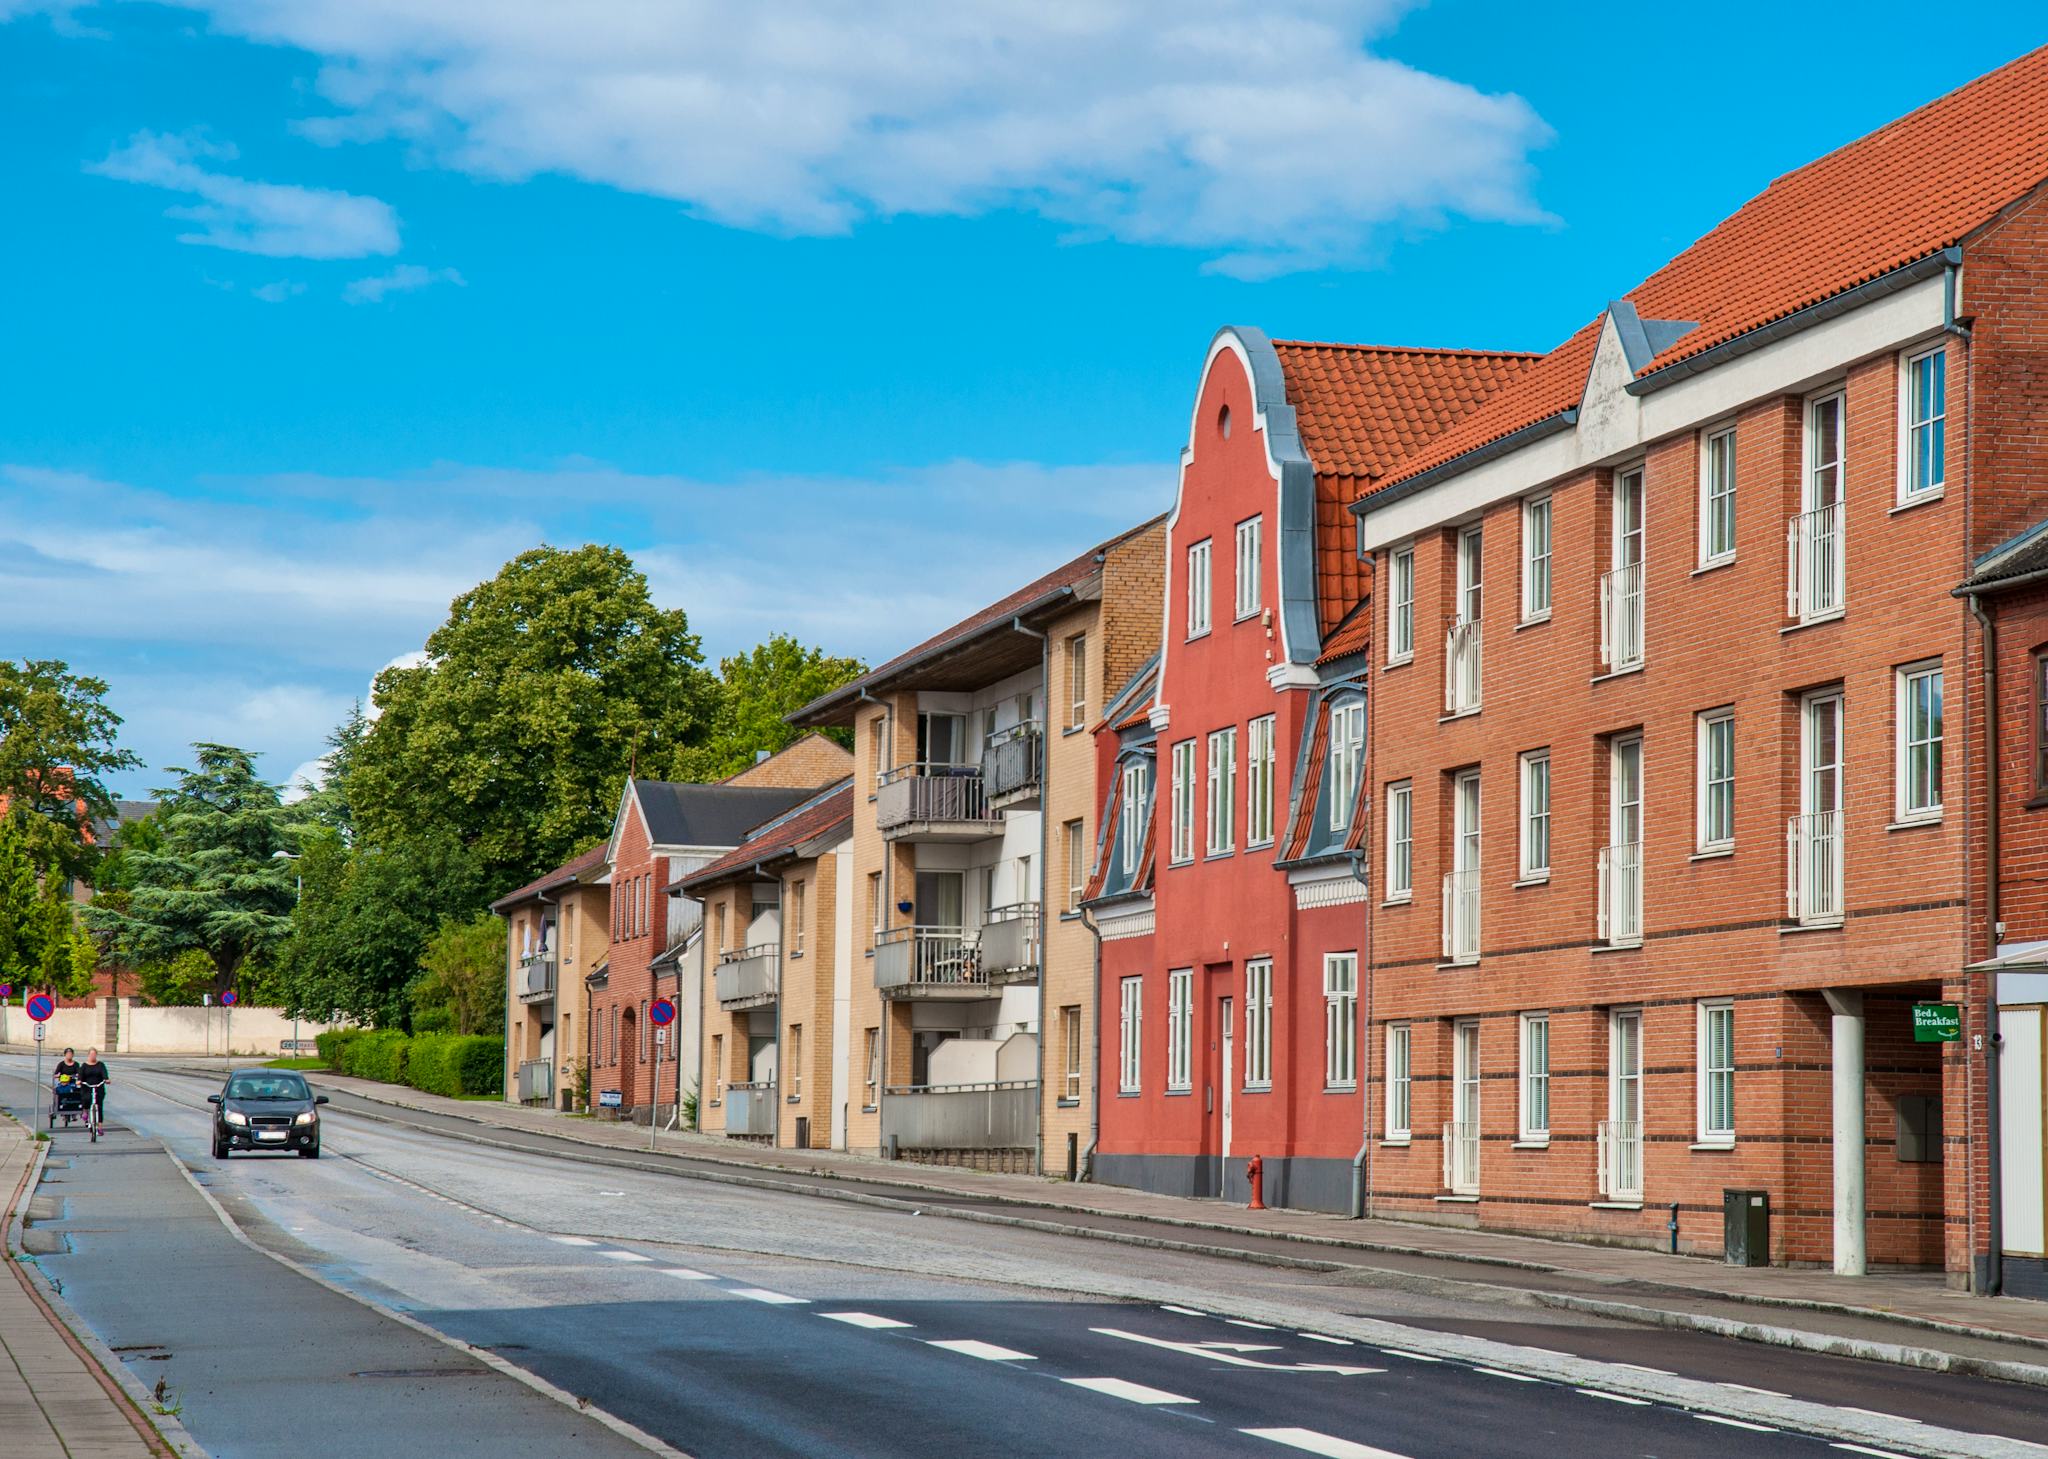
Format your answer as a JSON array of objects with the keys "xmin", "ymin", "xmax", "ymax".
[
  {"xmin": 883, "ymin": 1080, "xmax": 1038, "ymax": 1151},
  {"xmin": 1444, "ymin": 619, "xmax": 1483, "ymax": 714},
  {"xmin": 1597, "ymin": 842, "xmax": 1643, "ymax": 947},
  {"xmin": 515, "ymin": 1058, "xmax": 553, "ymax": 1103},
  {"xmin": 1598, "ymin": 1118, "xmax": 1643, "ymax": 1202},
  {"xmin": 724, "ymin": 1082, "xmax": 777, "ymax": 1137},
  {"xmin": 1786, "ymin": 810, "xmax": 1843, "ymax": 925},
  {"xmin": 982, "ymin": 721, "xmax": 1043, "ymax": 801},
  {"xmin": 1787, "ymin": 502, "xmax": 1844, "ymax": 621},
  {"xmin": 1443, "ymin": 1120, "xmax": 1480, "ymax": 1195},
  {"xmin": 1600, "ymin": 561, "xmax": 1645, "ymax": 672},
  {"xmin": 1441, "ymin": 869, "xmax": 1480, "ymax": 965},
  {"xmin": 715, "ymin": 942, "xmax": 780, "ymax": 1008},
  {"xmin": 519, "ymin": 953, "xmax": 557, "ymax": 1001},
  {"xmin": 876, "ymin": 762, "xmax": 1002, "ymax": 835},
  {"xmin": 977, "ymin": 903, "xmax": 1041, "ymax": 980},
  {"xmin": 874, "ymin": 925, "xmax": 987, "ymax": 995}
]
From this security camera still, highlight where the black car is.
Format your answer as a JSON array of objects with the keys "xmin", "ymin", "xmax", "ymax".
[{"xmin": 208, "ymin": 1070, "xmax": 328, "ymax": 1158}]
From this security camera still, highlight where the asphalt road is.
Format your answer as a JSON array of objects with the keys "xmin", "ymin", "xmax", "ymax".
[{"xmin": 6, "ymin": 1056, "xmax": 2045, "ymax": 1459}]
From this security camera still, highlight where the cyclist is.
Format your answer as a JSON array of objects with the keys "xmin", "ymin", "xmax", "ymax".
[{"xmin": 77, "ymin": 1048, "xmax": 109, "ymax": 1135}]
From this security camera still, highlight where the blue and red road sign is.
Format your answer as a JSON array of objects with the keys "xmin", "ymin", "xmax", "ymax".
[
  {"xmin": 221, "ymin": 989, "xmax": 238, "ymax": 1006},
  {"xmin": 26, "ymin": 994, "xmax": 54, "ymax": 1022},
  {"xmin": 648, "ymin": 998, "xmax": 677, "ymax": 1027}
]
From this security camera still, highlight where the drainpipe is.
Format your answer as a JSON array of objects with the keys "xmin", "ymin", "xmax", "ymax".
[
  {"xmin": 1345, "ymin": 847, "xmax": 1373, "ymax": 1219},
  {"xmin": 1013, "ymin": 614, "xmax": 1051, "ymax": 1175},
  {"xmin": 1969, "ymin": 591, "xmax": 2004, "ymax": 1296}
]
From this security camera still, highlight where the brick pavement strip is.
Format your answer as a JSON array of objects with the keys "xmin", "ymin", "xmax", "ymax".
[{"xmin": 1, "ymin": 1117, "xmax": 180, "ymax": 1459}]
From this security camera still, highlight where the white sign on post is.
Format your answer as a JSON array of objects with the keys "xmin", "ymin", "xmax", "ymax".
[
  {"xmin": 33, "ymin": 1024, "xmax": 45, "ymax": 1042},
  {"xmin": 655, "ymin": 1029, "xmax": 668, "ymax": 1045}
]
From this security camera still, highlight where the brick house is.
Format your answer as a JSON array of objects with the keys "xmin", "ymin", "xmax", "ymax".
[{"xmin": 492, "ymin": 844, "xmax": 607, "ymax": 1110}]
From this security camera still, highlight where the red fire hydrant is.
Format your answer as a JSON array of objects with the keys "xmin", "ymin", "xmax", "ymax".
[{"xmin": 1246, "ymin": 1154, "xmax": 1266, "ymax": 1211}]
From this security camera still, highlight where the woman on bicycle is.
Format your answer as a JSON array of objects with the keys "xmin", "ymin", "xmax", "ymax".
[{"xmin": 77, "ymin": 1048, "xmax": 109, "ymax": 1132}]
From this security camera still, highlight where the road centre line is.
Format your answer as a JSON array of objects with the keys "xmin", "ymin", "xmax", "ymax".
[
  {"xmin": 729, "ymin": 1287, "xmax": 807, "ymax": 1305},
  {"xmin": 1160, "ymin": 1305, "xmax": 1207, "ymax": 1317},
  {"xmin": 1574, "ymin": 1389, "xmax": 1650, "ymax": 1406},
  {"xmin": 548, "ymin": 1235, "xmax": 597, "ymax": 1246},
  {"xmin": 926, "ymin": 1339, "xmax": 1035, "ymax": 1362},
  {"xmin": 1063, "ymin": 1377, "xmax": 1196, "ymax": 1405},
  {"xmin": 1697, "ymin": 1415, "xmax": 1776, "ymax": 1432},
  {"xmin": 1242, "ymin": 1429, "xmax": 1414, "ymax": 1459},
  {"xmin": 1611, "ymin": 1362, "xmax": 1674, "ymax": 1376},
  {"xmin": 1226, "ymin": 1318, "xmax": 1278, "ymax": 1330},
  {"xmin": 1830, "ymin": 1446, "xmax": 1918, "ymax": 1459},
  {"xmin": 1470, "ymin": 1367, "xmax": 1541, "ymax": 1382},
  {"xmin": 1718, "ymin": 1382, "xmax": 1787, "ymax": 1398},
  {"xmin": 601, "ymin": 1251, "xmax": 653, "ymax": 1262},
  {"xmin": 658, "ymin": 1268, "xmax": 717, "ymax": 1281},
  {"xmin": 1298, "ymin": 1333, "xmax": 1352, "ymax": 1346},
  {"xmin": 820, "ymin": 1312, "xmax": 911, "ymax": 1330},
  {"xmin": 1375, "ymin": 1349, "xmax": 1443, "ymax": 1362}
]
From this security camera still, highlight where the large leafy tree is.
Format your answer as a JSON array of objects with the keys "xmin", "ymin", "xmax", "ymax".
[
  {"xmin": 0, "ymin": 816, "xmax": 95, "ymax": 999},
  {"xmin": 349, "ymin": 545, "xmax": 716, "ymax": 890},
  {"xmin": 678, "ymin": 635, "xmax": 867, "ymax": 781},
  {"xmin": 0, "ymin": 659, "xmax": 142, "ymax": 882},
  {"xmin": 410, "ymin": 913, "xmax": 508, "ymax": 1036},
  {"xmin": 84, "ymin": 744, "xmax": 299, "ymax": 995}
]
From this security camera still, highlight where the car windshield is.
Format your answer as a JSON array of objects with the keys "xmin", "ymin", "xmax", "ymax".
[{"xmin": 225, "ymin": 1074, "xmax": 310, "ymax": 1101}]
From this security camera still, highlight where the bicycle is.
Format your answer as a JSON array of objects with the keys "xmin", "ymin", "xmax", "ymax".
[{"xmin": 85, "ymin": 1081, "xmax": 107, "ymax": 1143}]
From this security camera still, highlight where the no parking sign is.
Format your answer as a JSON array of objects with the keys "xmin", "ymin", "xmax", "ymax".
[{"xmin": 26, "ymin": 994, "xmax": 53, "ymax": 1022}]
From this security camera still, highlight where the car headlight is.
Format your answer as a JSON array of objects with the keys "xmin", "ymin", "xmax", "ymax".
[
  {"xmin": 293, "ymin": 1110, "xmax": 316, "ymax": 1126},
  {"xmin": 223, "ymin": 1109, "xmax": 248, "ymax": 1126}
]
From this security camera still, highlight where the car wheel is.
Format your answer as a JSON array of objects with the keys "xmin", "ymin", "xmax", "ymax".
[
  {"xmin": 301, "ymin": 1143, "xmax": 320, "ymax": 1159},
  {"xmin": 212, "ymin": 1135, "xmax": 230, "ymax": 1160}
]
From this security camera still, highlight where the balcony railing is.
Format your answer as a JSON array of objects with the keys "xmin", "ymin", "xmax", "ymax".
[
  {"xmin": 883, "ymin": 1080, "xmax": 1038, "ymax": 1151},
  {"xmin": 977, "ymin": 903, "xmax": 1041, "ymax": 981},
  {"xmin": 1444, "ymin": 619, "xmax": 1482, "ymax": 714},
  {"xmin": 724, "ymin": 1082, "xmax": 777, "ymax": 1137},
  {"xmin": 1597, "ymin": 842, "xmax": 1642, "ymax": 947},
  {"xmin": 982, "ymin": 721, "xmax": 1044, "ymax": 802},
  {"xmin": 1598, "ymin": 1118, "xmax": 1643, "ymax": 1202},
  {"xmin": 715, "ymin": 942, "xmax": 780, "ymax": 1009},
  {"xmin": 1600, "ymin": 561, "xmax": 1645, "ymax": 672},
  {"xmin": 874, "ymin": 925, "xmax": 988, "ymax": 996},
  {"xmin": 515, "ymin": 1058, "xmax": 553, "ymax": 1103},
  {"xmin": 1786, "ymin": 810, "xmax": 1843, "ymax": 926},
  {"xmin": 519, "ymin": 953, "xmax": 557, "ymax": 1001},
  {"xmin": 1787, "ymin": 502, "xmax": 1844, "ymax": 621},
  {"xmin": 1442, "ymin": 1120, "xmax": 1480, "ymax": 1195},
  {"xmin": 876, "ymin": 762, "xmax": 1003, "ymax": 837},
  {"xmin": 1441, "ymin": 869, "xmax": 1480, "ymax": 965}
]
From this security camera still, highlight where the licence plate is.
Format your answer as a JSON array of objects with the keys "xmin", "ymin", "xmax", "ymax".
[{"xmin": 256, "ymin": 1130, "xmax": 287, "ymax": 1141}]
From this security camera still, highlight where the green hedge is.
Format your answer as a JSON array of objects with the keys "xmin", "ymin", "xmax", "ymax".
[
  {"xmin": 314, "ymin": 1027, "xmax": 503, "ymax": 1097},
  {"xmin": 342, "ymin": 1029, "xmax": 412, "ymax": 1084},
  {"xmin": 314, "ymin": 1028, "xmax": 362, "ymax": 1070}
]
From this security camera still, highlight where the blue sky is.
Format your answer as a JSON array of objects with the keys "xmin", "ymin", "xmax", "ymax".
[{"xmin": 3, "ymin": 2, "xmax": 2041, "ymax": 798}]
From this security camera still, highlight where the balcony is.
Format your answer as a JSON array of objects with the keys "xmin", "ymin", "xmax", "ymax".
[
  {"xmin": 1786, "ymin": 810, "xmax": 1843, "ymax": 926},
  {"xmin": 976, "ymin": 903, "xmax": 1041, "ymax": 983},
  {"xmin": 515, "ymin": 1058, "xmax": 553, "ymax": 1104},
  {"xmin": 1787, "ymin": 502, "xmax": 1844, "ymax": 622},
  {"xmin": 1598, "ymin": 1118, "xmax": 1643, "ymax": 1203},
  {"xmin": 874, "ymin": 925, "xmax": 990, "ymax": 999},
  {"xmin": 1442, "ymin": 1120, "xmax": 1480, "ymax": 1195},
  {"xmin": 518, "ymin": 953, "xmax": 557, "ymax": 1002},
  {"xmin": 982, "ymin": 721, "xmax": 1043, "ymax": 807},
  {"xmin": 715, "ymin": 943, "xmax": 780, "ymax": 1010},
  {"xmin": 1600, "ymin": 561, "xmax": 1644, "ymax": 672},
  {"xmin": 1597, "ymin": 842, "xmax": 1642, "ymax": 947},
  {"xmin": 724, "ymin": 1081, "xmax": 776, "ymax": 1138},
  {"xmin": 876, "ymin": 763, "xmax": 1004, "ymax": 841},
  {"xmin": 1443, "ymin": 619, "xmax": 1482, "ymax": 715},
  {"xmin": 1440, "ymin": 869, "xmax": 1480, "ymax": 965},
  {"xmin": 883, "ymin": 1080, "xmax": 1038, "ymax": 1152}
]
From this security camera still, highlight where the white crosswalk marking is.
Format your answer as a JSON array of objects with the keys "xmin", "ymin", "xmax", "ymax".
[
  {"xmin": 730, "ymin": 1287, "xmax": 806, "ymax": 1305},
  {"xmin": 1242, "ymin": 1429, "xmax": 1414, "ymax": 1459},
  {"xmin": 926, "ymin": 1339, "xmax": 1034, "ymax": 1361},
  {"xmin": 659, "ymin": 1268, "xmax": 717, "ymax": 1281},
  {"xmin": 820, "ymin": 1312, "xmax": 911, "ymax": 1330},
  {"xmin": 1063, "ymin": 1377, "xmax": 1195, "ymax": 1405}
]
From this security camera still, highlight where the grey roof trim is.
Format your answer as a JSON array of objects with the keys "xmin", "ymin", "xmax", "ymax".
[
  {"xmin": 1222, "ymin": 326, "xmax": 1321, "ymax": 664},
  {"xmin": 1349, "ymin": 408, "xmax": 1579, "ymax": 519}
]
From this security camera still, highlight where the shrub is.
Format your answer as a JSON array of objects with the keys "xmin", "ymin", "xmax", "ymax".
[
  {"xmin": 403, "ymin": 1033, "xmax": 458, "ymax": 1096},
  {"xmin": 451, "ymin": 1035, "xmax": 503, "ymax": 1096},
  {"xmin": 342, "ymin": 1029, "xmax": 410, "ymax": 1084},
  {"xmin": 314, "ymin": 1028, "xmax": 363, "ymax": 1070}
]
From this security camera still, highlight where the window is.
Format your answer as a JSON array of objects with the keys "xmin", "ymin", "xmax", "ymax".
[
  {"xmin": 1328, "ymin": 698, "xmax": 1364, "ymax": 832},
  {"xmin": 1170, "ymin": 740, "xmax": 1197, "ymax": 863},
  {"xmin": 1699, "ymin": 1000, "xmax": 1735, "ymax": 1144},
  {"xmin": 1064, "ymin": 819, "xmax": 1087, "ymax": 912},
  {"xmin": 870, "ymin": 711, "xmax": 889, "ymax": 783},
  {"xmin": 1605, "ymin": 466, "xmax": 1646, "ymax": 672},
  {"xmin": 1119, "ymin": 761, "xmax": 1147, "ymax": 874},
  {"xmin": 1519, "ymin": 1013, "xmax": 1550, "ymax": 1141},
  {"xmin": 1793, "ymin": 392, "xmax": 1846, "ymax": 621},
  {"xmin": 1206, "ymin": 726, "xmax": 1237, "ymax": 854},
  {"xmin": 1235, "ymin": 516, "xmax": 1263, "ymax": 619},
  {"xmin": 1793, "ymin": 689, "xmax": 1845, "ymax": 925},
  {"xmin": 1246, "ymin": 715, "xmax": 1277, "ymax": 846},
  {"xmin": 788, "ymin": 879, "xmax": 805, "ymax": 954},
  {"xmin": 1897, "ymin": 662, "xmax": 1944, "ymax": 821},
  {"xmin": 1902, "ymin": 346, "xmax": 1946, "ymax": 499},
  {"xmin": 1167, "ymin": 969, "xmax": 1192, "ymax": 1091},
  {"xmin": 1118, "ymin": 977, "xmax": 1143, "ymax": 1092},
  {"xmin": 1606, "ymin": 1009, "xmax": 1643, "ymax": 1201},
  {"xmin": 868, "ymin": 872, "xmax": 884, "ymax": 946},
  {"xmin": 2035, "ymin": 651, "xmax": 2048, "ymax": 796},
  {"xmin": 1244, "ymin": 959, "xmax": 1273, "ymax": 1089},
  {"xmin": 1521, "ymin": 496, "xmax": 1552, "ymax": 620},
  {"xmin": 863, "ymin": 1028, "xmax": 878, "ymax": 1108},
  {"xmin": 917, "ymin": 711, "xmax": 966, "ymax": 765},
  {"xmin": 639, "ymin": 1000, "xmax": 649, "ymax": 1062},
  {"xmin": 1456, "ymin": 525, "xmax": 1484, "ymax": 623},
  {"xmin": 1449, "ymin": 1020, "xmax": 1480, "ymax": 1193},
  {"xmin": 1445, "ymin": 770, "xmax": 1480, "ymax": 963},
  {"xmin": 713, "ymin": 903, "xmax": 727, "ymax": 956},
  {"xmin": 1518, "ymin": 750, "xmax": 1550, "ymax": 878},
  {"xmin": 1061, "ymin": 1006, "xmax": 1083, "ymax": 1100},
  {"xmin": 1807, "ymin": 393, "xmax": 1844, "ymax": 513},
  {"xmin": 710, "ymin": 1034, "xmax": 723, "ymax": 1098},
  {"xmin": 788, "ymin": 1024, "xmax": 803, "ymax": 1100},
  {"xmin": 1604, "ymin": 735, "xmax": 1644, "ymax": 946},
  {"xmin": 1698, "ymin": 710, "xmax": 1735, "ymax": 850},
  {"xmin": 1388, "ymin": 546, "xmax": 1415, "ymax": 663},
  {"xmin": 1186, "ymin": 539, "xmax": 1213, "ymax": 638},
  {"xmin": 1067, "ymin": 634, "xmax": 1088, "ymax": 729},
  {"xmin": 1385, "ymin": 1024, "xmax": 1411, "ymax": 1139},
  {"xmin": 1701, "ymin": 426, "xmax": 1737, "ymax": 563},
  {"xmin": 1385, "ymin": 781, "xmax": 1413, "ymax": 900},
  {"xmin": 1324, "ymin": 953, "xmax": 1357, "ymax": 1088}
]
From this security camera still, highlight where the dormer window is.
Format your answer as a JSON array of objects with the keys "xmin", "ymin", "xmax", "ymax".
[{"xmin": 1328, "ymin": 698, "xmax": 1364, "ymax": 831}]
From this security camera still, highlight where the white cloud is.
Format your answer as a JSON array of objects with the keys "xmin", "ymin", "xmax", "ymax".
[
  {"xmin": 342, "ymin": 263, "xmax": 465, "ymax": 304},
  {"xmin": 168, "ymin": 1, "xmax": 1549, "ymax": 273},
  {"xmin": 251, "ymin": 279, "xmax": 306, "ymax": 302},
  {"xmin": 87, "ymin": 130, "xmax": 401, "ymax": 259}
]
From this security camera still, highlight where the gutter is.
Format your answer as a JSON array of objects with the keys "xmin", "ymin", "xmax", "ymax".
[{"xmin": 1349, "ymin": 409, "xmax": 1579, "ymax": 522}]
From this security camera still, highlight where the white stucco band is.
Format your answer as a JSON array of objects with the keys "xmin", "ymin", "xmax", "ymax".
[{"xmin": 1358, "ymin": 274, "xmax": 1950, "ymax": 551}]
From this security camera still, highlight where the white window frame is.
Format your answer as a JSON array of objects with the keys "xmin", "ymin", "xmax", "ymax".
[
  {"xmin": 1697, "ymin": 999, "xmax": 1736, "ymax": 1145},
  {"xmin": 1805, "ymin": 390, "xmax": 1846, "ymax": 516},
  {"xmin": 1328, "ymin": 698, "xmax": 1364, "ymax": 832},
  {"xmin": 1119, "ymin": 760, "xmax": 1147, "ymax": 874},
  {"xmin": 1697, "ymin": 709, "xmax": 1735, "ymax": 851},
  {"xmin": 1244, "ymin": 958, "xmax": 1273, "ymax": 1089},
  {"xmin": 1206, "ymin": 726, "xmax": 1237, "ymax": 855},
  {"xmin": 1166, "ymin": 968, "xmax": 1192, "ymax": 1092},
  {"xmin": 1064, "ymin": 819, "xmax": 1086, "ymax": 913},
  {"xmin": 1519, "ymin": 1012, "xmax": 1550, "ymax": 1142},
  {"xmin": 1323, "ymin": 953, "xmax": 1357, "ymax": 1089},
  {"xmin": 1456, "ymin": 524, "xmax": 1484, "ymax": 624},
  {"xmin": 1062, "ymin": 1006, "xmax": 1082, "ymax": 1100},
  {"xmin": 1186, "ymin": 539, "xmax": 1213, "ymax": 639},
  {"xmin": 1518, "ymin": 749, "xmax": 1550, "ymax": 879},
  {"xmin": 1387, "ymin": 545, "xmax": 1415, "ymax": 664},
  {"xmin": 862, "ymin": 1028, "xmax": 877, "ymax": 1108},
  {"xmin": 1896, "ymin": 660, "xmax": 1944, "ymax": 822},
  {"xmin": 1521, "ymin": 495, "xmax": 1552, "ymax": 621},
  {"xmin": 1700, "ymin": 424, "xmax": 1737, "ymax": 565},
  {"xmin": 1118, "ymin": 976, "xmax": 1142, "ymax": 1093},
  {"xmin": 1900, "ymin": 344, "xmax": 1947, "ymax": 502},
  {"xmin": 1169, "ymin": 739, "xmax": 1196, "ymax": 864},
  {"xmin": 1385, "ymin": 780, "xmax": 1413, "ymax": 901},
  {"xmin": 1246, "ymin": 714, "xmax": 1277, "ymax": 847},
  {"xmin": 1235, "ymin": 516, "xmax": 1262, "ymax": 620},
  {"xmin": 1385, "ymin": 1023, "xmax": 1411, "ymax": 1140},
  {"xmin": 788, "ymin": 878, "xmax": 805, "ymax": 955},
  {"xmin": 1067, "ymin": 634, "xmax": 1087, "ymax": 729}
]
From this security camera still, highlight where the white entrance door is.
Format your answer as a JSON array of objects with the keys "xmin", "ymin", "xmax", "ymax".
[
  {"xmin": 2001, "ymin": 1006, "xmax": 2046, "ymax": 1258},
  {"xmin": 1607, "ymin": 1010, "xmax": 1644, "ymax": 1201},
  {"xmin": 1219, "ymin": 997, "xmax": 1235, "ymax": 1161}
]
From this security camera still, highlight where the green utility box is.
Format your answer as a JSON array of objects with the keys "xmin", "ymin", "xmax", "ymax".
[{"xmin": 1723, "ymin": 1188, "xmax": 1770, "ymax": 1266}]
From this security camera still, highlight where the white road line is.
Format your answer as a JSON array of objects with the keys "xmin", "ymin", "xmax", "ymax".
[
  {"xmin": 1160, "ymin": 1305, "xmax": 1207, "ymax": 1317},
  {"xmin": 548, "ymin": 1235, "xmax": 597, "ymax": 1246},
  {"xmin": 1242, "ymin": 1429, "xmax": 1413, "ymax": 1459},
  {"xmin": 1697, "ymin": 1415, "xmax": 1776, "ymax": 1433},
  {"xmin": 658, "ymin": 1268, "xmax": 717, "ymax": 1282},
  {"xmin": 1718, "ymin": 1382, "xmax": 1787, "ymax": 1398},
  {"xmin": 600, "ymin": 1251, "xmax": 653, "ymax": 1262},
  {"xmin": 1831, "ymin": 1445, "xmax": 1918, "ymax": 1459},
  {"xmin": 1471, "ymin": 1367, "xmax": 1541, "ymax": 1383},
  {"xmin": 1834, "ymin": 1408, "xmax": 1905, "ymax": 1424},
  {"xmin": 1298, "ymin": 1333, "xmax": 1352, "ymax": 1346},
  {"xmin": 1611, "ymin": 1362, "xmax": 1673, "ymax": 1376},
  {"xmin": 821, "ymin": 1312, "xmax": 912, "ymax": 1330},
  {"xmin": 1574, "ymin": 1389, "xmax": 1650, "ymax": 1406},
  {"xmin": 926, "ymin": 1339, "xmax": 1035, "ymax": 1362},
  {"xmin": 1376, "ymin": 1349, "xmax": 1443, "ymax": 1362},
  {"xmin": 1063, "ymin": 1377, "xmax": 1195, "ymax": 1406},
  {"xmin": 729, "ymin": 1287, "xmax": 807, "ymax": 1305},
  {"xmin": 1226, "ymin": 1318, "xmax": 1278, "ymax": 1330}
]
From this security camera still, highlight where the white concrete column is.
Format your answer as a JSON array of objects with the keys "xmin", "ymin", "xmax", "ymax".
[{"xmin": 1824, "ymin": 989, "xmax": 1866, "ymax": 1276}]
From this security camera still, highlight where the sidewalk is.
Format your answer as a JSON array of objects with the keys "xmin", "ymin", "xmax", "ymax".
[
  {"xmin": 0, "ymin": 1115, "xmax": 181, "ymax": 1458},
  {"xmin": 292, "ymin": 1068, "xmax": 2048, "ymax": 1362}
]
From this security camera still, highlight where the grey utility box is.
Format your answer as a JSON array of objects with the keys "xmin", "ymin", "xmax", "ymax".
[{"xmin": 1723, "ymin": 1189, "xmax": 1770, "ymax": 1266}]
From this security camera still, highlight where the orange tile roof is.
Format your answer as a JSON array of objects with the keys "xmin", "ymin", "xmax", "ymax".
[
  {"xmin": 1271, "ymin": 343, "xmax": 1538, "ymax": 628},
  {"xmin": 679, "ymin": 782, "xmax": 854, "ymax": 891},
  {"xmin": 1373, "ymin": 46, "xmax": 2048, "ymax": 497},
  {"xmin": 1315, "ymin": 602, "xmax": 1372, "ymax": 664}
]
